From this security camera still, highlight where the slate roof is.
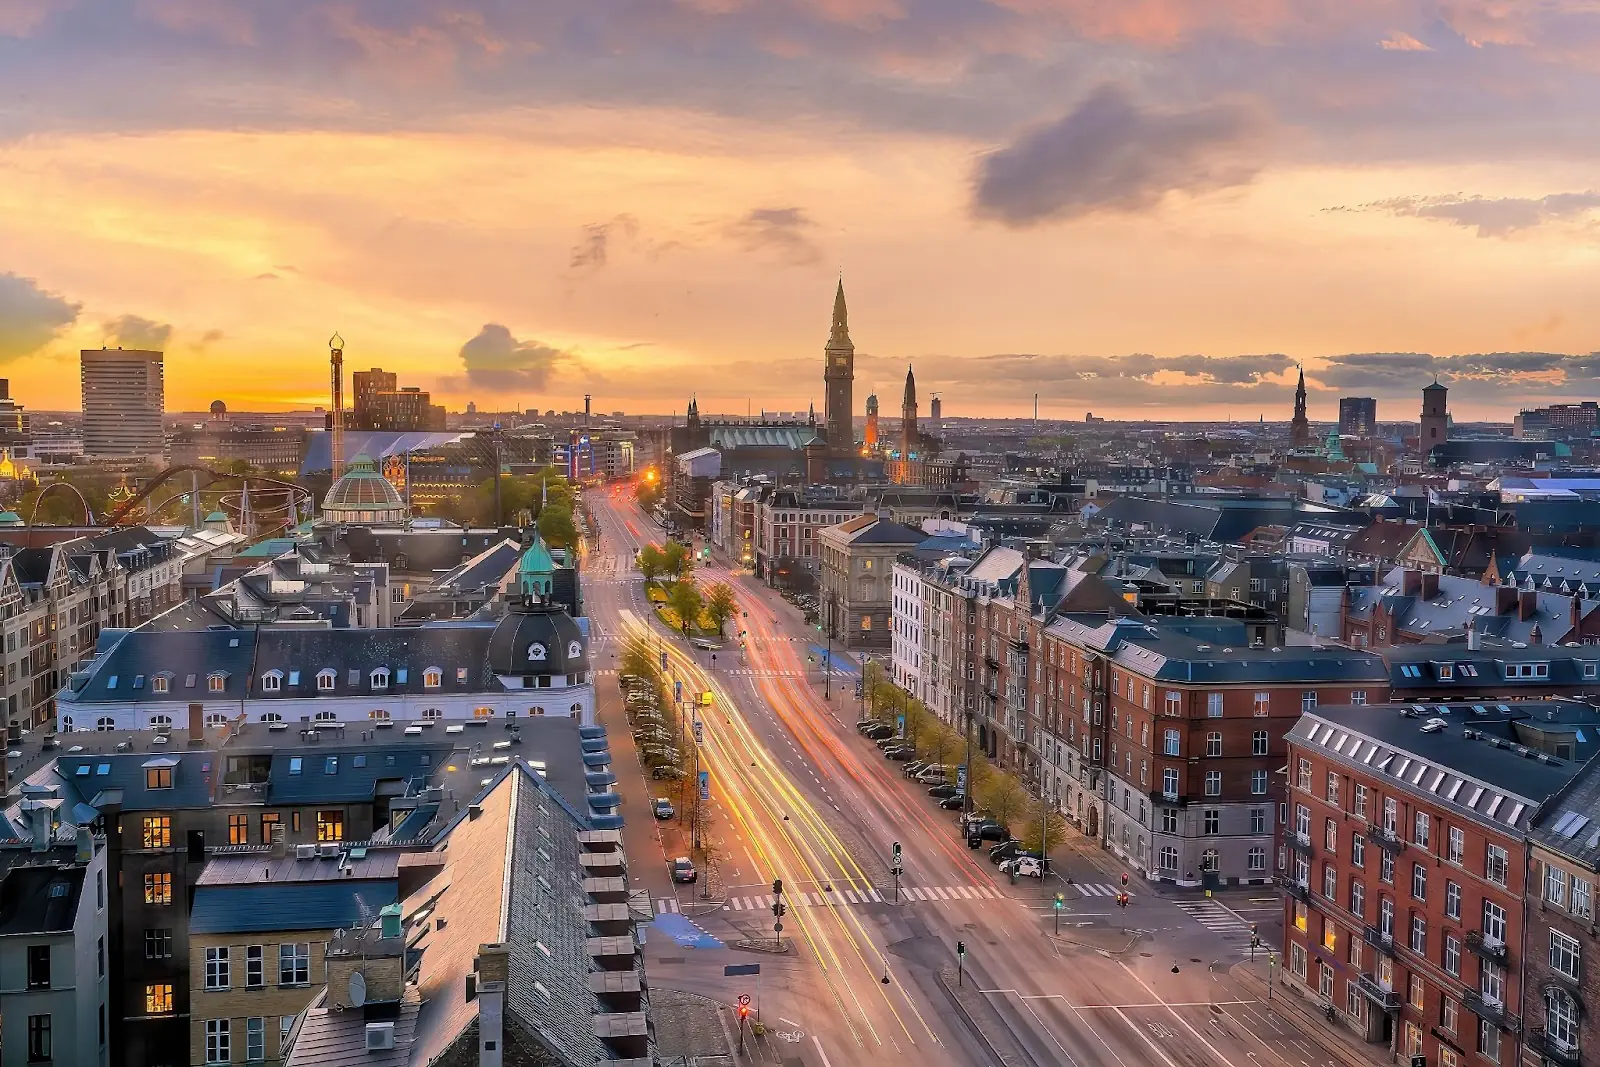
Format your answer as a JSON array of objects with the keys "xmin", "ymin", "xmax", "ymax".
[
  {"xmin": 55, "ymin": 748, "xmax": 220, "ymax": 809},
  {"xmin": 1531, "ymin": 759, "xmax": 1600, "ymax": 869},
  {"xmin": 1384, "ymin": 644, "xmax": 1600, "ymax": 693},
  {"xmin": 61, "ymin": 628, "xmax": 258, "ymax": 705},
  {"xmin": 1502, "ymin": 550, "xmax": 1600, "ymax": 596},
  {"xmin": 1095, "ymin": 496, "xmax": 1298, "ymax": 543},
  {"xmin": 191, "ymin": 880, "xmax": 398, "ymax": 934},
  {"xmin": 0, "ymin": 865, "xmax": 85, "ymax": 935},
  {"xmin": 1345, "ymin": 565, "xmax": 1599, "ymax": 644},
  {"xmin": 1291, "ymin": 702, "xmax": 1598, "ymax": 833}
]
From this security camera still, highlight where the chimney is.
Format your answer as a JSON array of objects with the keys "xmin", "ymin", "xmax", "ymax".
[
  {"xmin": 75, "ymin": 826, "xmax": 93, "ymax": 865},
  {"xmin": 1495, "ymin": 586, "xmax": 1518, "ymax": 615},
  {"xmin": 1466, "ymin": 619, "xmax": 1481, "ymax": 652},
  {"xmin": 1401, "ymin": 569, "xmax": 1422, "ymax": 596},
  {"xmin": 1530, "ymin": 623, "xmax": 1544, "ymax": 645},
  {"xmin": 475, "ymin": 944, "xmax": 510, "ymax": 1067},
  {"xmin": 24, "ymin": 802, "xmax": 51, "ymax": 853},
  {"xmin": 1420, "ymin": 572, "xmax": 1439, "ymax": 600},
  {"xmin": 268, "ymin": 823, "xmax": 286, "ymax": 859},
  {"xmin": 188, "ymin": 702, "xmax": 204, "ymax": 745},
  {"xmin": 1519, "ymin": 589, "xmax": 1538, "ymax": 622},
  {"xmin": 1571, "ymin": 594, "xmax": 1582, "ymax": 635}
]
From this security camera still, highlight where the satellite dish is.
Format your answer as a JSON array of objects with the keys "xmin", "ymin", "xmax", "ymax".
[{"xmin": 348, "ymin": 970, "xmax": 367, "ymax": 1008}]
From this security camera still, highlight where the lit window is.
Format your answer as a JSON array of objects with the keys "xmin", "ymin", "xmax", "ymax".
[
  {"xmin": 142, "ymin": 816, "xmax": 171, "ymax": 848},
  {"xmin": 145, "ymin": 983, "xmax": 173, "ymax": 1014},
  {"xmin": 207, "ymin": 673, "xmax": 226, "ymax": 693},
  {"xmin": 144, "ymin": 872, "xmax": 173, "ymax": 905}
]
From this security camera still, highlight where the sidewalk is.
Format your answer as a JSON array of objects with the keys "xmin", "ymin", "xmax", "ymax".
[{"xmin": 1229, "ymin": 959, "xmax": 1390, "ymax": 1067}]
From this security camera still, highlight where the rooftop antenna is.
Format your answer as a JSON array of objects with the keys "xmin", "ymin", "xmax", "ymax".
[{"xmin": 328, "ymin": 333, "xmax": 345, "ymax": 477}]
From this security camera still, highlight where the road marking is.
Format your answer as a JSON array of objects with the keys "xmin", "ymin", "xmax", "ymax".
[{"xmin": 813, "ymin": 1036, "xmax": 834, "ymax": 1067}]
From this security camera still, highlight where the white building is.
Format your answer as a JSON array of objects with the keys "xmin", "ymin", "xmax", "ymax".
[
  {"xmin": 81, "ymin": 348, "xmax": 165, "ymax": 461},
  {"xmin": 890, "ymin": 562, "xmax": 927, "ymax": 700}
]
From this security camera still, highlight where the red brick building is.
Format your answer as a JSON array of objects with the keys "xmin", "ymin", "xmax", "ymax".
[{"xmin": 1282, "ymin": 701, "xmax": 1600, "ymax": 1066}]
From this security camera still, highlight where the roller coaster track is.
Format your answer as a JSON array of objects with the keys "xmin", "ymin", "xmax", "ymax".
[{"xmin": 99, "ymin": 465, "xmax": 313, "ymax": 527}]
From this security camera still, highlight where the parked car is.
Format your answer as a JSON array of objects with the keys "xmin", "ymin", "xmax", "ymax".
[
  {"xmin": 863, "ymin": 724, "xmax": 893, "ymax": 740},
  {"xmin": 999, "ymin": 855, "xmax": 1044, "ymax": 879},
  {"xmin": 959, "ymin": 810, "xmax": 993, "ymax": 832},
  {"xmin": 875, "ymin": 735, "xmax": 904, "ymax": 750},
  {"xmin": 989, "ymin": 840, "xmax": 1022, "ymax": 864},
  {"xmin": 651, "ymin": 765, "xmax": 686, "ymax": 780},
  {"xmin": 640, "ymin": 747, "xmax": 680, "ymax": 766},
  {"xmin": 635, "ymin": 729, "xmax": 673, "ymax": 746},
  {"xmin": 652, "ymin": 798, "xmax": 675, "ymax": 820},
  {"xmin": 670, "ymin": 856, "xmax": 698, "ymax": 883},
  {"xmin": 618, "ymin": 673, "xmax": 641, "ymax": 687},
  {"xmin": 903, "ymin": 760, "xmax": 927, "ymax": 776},
  {"xmin": 915, "ymin": 767, "xmax": 947, "ymax": 784},
  {"xmin": 938, "ymin": 794, "xmax": 967, "ymax": 809},
  {"xmin": 927, "ymin": 783, "xmax": 959, "ymax": 799},
  {"xmin": 855, "ymin": 719, "xmax": 879, "ymax": 733},
  {"xmin": 966, "ymin": 820, "xmax": 1010, "ymax": 843},
  {"xmin": 885, "ymin": 747, "xmax": 915, "ymax": 761}
]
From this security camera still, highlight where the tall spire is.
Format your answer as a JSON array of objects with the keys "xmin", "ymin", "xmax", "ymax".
[
  {"xmin": 902, "ymin": 363, "xmax": 916, "ymax": 408},
  {"xmin": 830, "ymin": 277, "xmax": 850, "ymax": 344}
]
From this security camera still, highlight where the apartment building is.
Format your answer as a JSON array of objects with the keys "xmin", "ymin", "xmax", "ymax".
[
  {"xmin": 1281, "ymin": 700, "xmax": 1600, "ymax": 1066},
  {"xmin": 818, "ymin": 515, "xmax": 926, "ymax": 649},
  {"xmin": 755, "ymin": 488, "xmax": 863, "ymax": 588}
]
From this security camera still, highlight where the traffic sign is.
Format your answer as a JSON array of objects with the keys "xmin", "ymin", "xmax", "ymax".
[
  {"xmin": 698, "ymin": 770, "xmax": 709, "ymax": 801},
  {"xmin": 774, "ymin": 922, "xmax": 783, "ymax": 933},
  {"xmin": 724, "ymin": 964, "xmax": 761, "ymax": 977},
  {"xmin": 693, "ymin": 720, "xmax": 704, "ymax": 744},
  {"xmin": 674, "ymin": 679, "xmax": 683, "ymax": 703},
  {"xmin": 659, "ymin": 651, "xmax": 668, "ymax": 671},
  {"xmin": 737, "ymin": 994, "xmax": 751, "ymax": 1007}
]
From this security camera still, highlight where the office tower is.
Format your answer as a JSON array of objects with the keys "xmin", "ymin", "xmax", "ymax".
[
  {"xmin": 1338, "ymin": 396, "xmax": 1376, "ymax": 436},
  {"xmin": 81, "ymin": 348, "xmax": 165, "ymax": 460}
]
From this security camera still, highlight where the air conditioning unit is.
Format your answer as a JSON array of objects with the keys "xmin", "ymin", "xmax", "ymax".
[
  {"xmin": 294, "ymin": 844, "xmax": 317, "ymax": 860},
  {"xmin": 365, "ymin": 1022, "xmax": 396, "ymax": 1050},
  {"xmin": 318, "ymin": 843, "xmax": 339, "ymax": 859}
]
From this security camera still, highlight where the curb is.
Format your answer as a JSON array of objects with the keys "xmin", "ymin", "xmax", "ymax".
[
  {"xmin": 1229, "ymin": 963, "xmax": 1385, "ymax": 1067},
  {"xmin": 934, "ymin": 966, "xmax": 1017, "ymax": 1067},
  {"xmin": 730, "ymin": 939, "xmax": 795, "ymax": 955}
]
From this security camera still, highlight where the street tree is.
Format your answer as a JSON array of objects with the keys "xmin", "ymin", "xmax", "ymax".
[
  {"xmin": 662, "ymin": 539, "xmax": 691, "ymax": 579},
  {"xmin": 1022, "ymin": 808, "xmax": 1069, "ymax": 857},
  {"xmin": 665, "ymin": 580, "xmax": 704, "ymax": 635},
  {"xmin": 979, "ymin": 772, "xmax": 1028, "ymax": 828},
  {"xmin": 918, "ymin": 724, "xmax": 956, "ymax": 769},
  {"xmin": 636, "ymin": 544, "xmax": 667, "ymax": 583},
  {"xmin": 704, "ymin": 583, "xmax": 737, "ymax": 636},
  {"xmin": 537, "ymin": 500, "xmax": 579, "ymax": 549}
]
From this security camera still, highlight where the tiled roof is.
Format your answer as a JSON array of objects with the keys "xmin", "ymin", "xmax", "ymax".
[{"xmin": 190, "ymin": 880, "xmax": 398, "ymax": 934}]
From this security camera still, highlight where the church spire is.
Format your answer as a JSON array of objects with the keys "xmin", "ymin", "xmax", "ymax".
[
  {"xmin": 830, "ymin": 277, "xmax": 850, "ymax": 344},
  {"xmin": 902, "ymin": 363, "xmax": 916, "ymax": 408}
]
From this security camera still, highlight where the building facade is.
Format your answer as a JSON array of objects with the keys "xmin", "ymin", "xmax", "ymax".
[
  {"xmin": 1340, "ymin": 397, "xmax": 1378, "ymax": 437},
  {"xmin": 818, "ymin": 515, "xmax": 926, "ymax": 650},
  {"xmin": 81, "ymin": 349, "xmax": 165, "ymax": 461},
  {"xmin": 1522, "ymin": 763, "xmax": 1599, "ymax": 1067}
]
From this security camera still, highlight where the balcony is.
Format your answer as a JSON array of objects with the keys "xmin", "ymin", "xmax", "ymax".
[
  {"xmin": 1365, "ymin": 825, "xmax": 1406, "ymax": 852},
  {"xmin": 1362, "ymin": 925, "xmax": 1396, "ymax": 957},
  {"xmin": 1463, "ymin": 991, "xmax": 1520, "ymax": 1034},
  {"xmin": 1287, "ymin": 831, "xmax": 1314, "ymax": 856},
  {"xmin": 1465, "ymin": 929, "xmax": 1508, "ymax": 965},
  {"xmin": 1355, "ymin": 974, "xmax": 1401, "ymax": 1012},
  {"xmin": 984, "ymin": 654, "xmax": 1001, "ymax": 670},
  {"xmin": 1526, "ymin": 1027, "xmax": 1580, "ymax": 1067},
  {"xmin": 1276, "ymin": 875, "xmax": 1311, "ymax": 904}
]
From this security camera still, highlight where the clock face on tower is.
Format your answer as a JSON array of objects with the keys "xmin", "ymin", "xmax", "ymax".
[{"xmin": 833, "ymin": 356, "xmax": 847, "ymax": 367}]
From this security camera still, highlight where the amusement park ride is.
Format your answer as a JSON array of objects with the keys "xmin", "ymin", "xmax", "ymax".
[{"xmin": 28, "ymin": 466, "xmax": 314, "ymax": 534}]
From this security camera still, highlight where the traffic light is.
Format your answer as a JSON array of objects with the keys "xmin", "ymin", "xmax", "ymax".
[
  {"xmin": 892, "ymin": 842, "xmax": 902, "ymax": 868},
  {"xmin": 772, "ymin": 878, "xmax": 783, "ymax": 896},
  {"xmin": 772, "ymin": 900, "xmax": 787, "ymax": 917},
  {"xmin": 957, "ymin": 940, "xmax": 966, "ymax": 957},
  {"xmin": 1053, "ymin": 893, "xmax": 1064, "ymax": 910},
  {"xmin": 1120, "ymin": 872, "xmax": 1129, "ymax": 887},
  {"xmin": 738, "ymin": 1003, "xmax": 750, "ymax": 1021}
]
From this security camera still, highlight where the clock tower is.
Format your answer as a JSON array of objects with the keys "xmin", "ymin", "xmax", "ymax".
[{"xmin": 823, "ymin": 279, "xmax": 854, "ymax": 453}]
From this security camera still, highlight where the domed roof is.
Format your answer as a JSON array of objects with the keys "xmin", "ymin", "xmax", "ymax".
[
  {"xmin": 0, "ymin": 511, "xmax": 21, "ymax": 527},
  {"xmin": 487, "ymin": 604, "xmax": 588, "ymax": 676},
  {"xmin": 321, "ymin": 453, "xmax": 407, "ymax": 524}
]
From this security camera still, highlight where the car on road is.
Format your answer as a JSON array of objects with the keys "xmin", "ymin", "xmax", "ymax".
[
  {"xmin": 938, "ymin": 794, "xmax": 967, "ymax": 809},
  {"xmin": 651, "ymin": 765, "xmax": 686, "ymax": 780},
  {"xmin": 927, "ymin": 783, "xmax": 959, "ymax": 799},
  {"xmin": 999, "ymin": 855, "xmax": 1044, "ymax": 879},
  {"xmin": 652, "ymin": 798, "xmax": 675, "ymax": 820},
  {"xmin": 670, "ymin": 856, "xmax": 698, "ymax": 883}
]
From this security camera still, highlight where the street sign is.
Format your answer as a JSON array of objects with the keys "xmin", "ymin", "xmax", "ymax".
[
  {"xmin": 737, "ymin": 994, "xmax": 751, "ymax": 1007},
  {"xmin": 956, "ymin": 765, "xmax": 967, "ymax": 792},
  {"xmin": 674, "ymin": 680, "xmax": 683, "ymax": 703},
  {"xmin": 896, "ymin": 713, "xmax": 905, "ymax": 738},
  {"xmin": 659, "ymin": 651, "xmax": 668, "ymax": 671},
  {"xmin": 693, "ymin": 720, "xmax": 703, "ymax": 744},
  {"xmin": 773, "ymin": 921, "xmax": 783, "ymax": 933},
  {"xmin": 698, "ymin": 770, "xmax": 709, "ymax": 801},
  {"xmin": 724, "ymin": 964, "xmax": 761, "ymax": 977}
]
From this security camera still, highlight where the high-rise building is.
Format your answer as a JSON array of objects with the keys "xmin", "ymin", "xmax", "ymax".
[
  {"xmin": 929, "ymin": 393, "xmax": 942, "ymax": 438},
  {"xmin": 1419, "ymin": 378, "xmax": 1448, "ymax": 457},
  {"xmin": 348, "ymin": 367, "xmax": 446, "ymax": 431},
  {"xmin": 80, "ymin": 348, "xmax": 165, "ymax": 460},
  {"xmin": 1337, "ymin": 396, "xmax": 1376, "ymax": 436},
  {"xmin": 0, "ymin": 379, "xmax": 28, "ymax": 453},
  {"xmin": 1289, "ymin": 365, "xmax": 1310, "ymax": 448},
  {"xmin": 823, "ymin": 279, "xmax": 854, "ymax": 453},
  {"xmin": 1514, "ymin": 401, "xmax": 1599, "ymax": 441}
]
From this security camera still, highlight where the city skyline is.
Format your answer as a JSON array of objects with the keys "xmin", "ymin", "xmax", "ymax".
[{"xmin": 5, "ymin": 3, "xmax": 1600, "ymax": 419}]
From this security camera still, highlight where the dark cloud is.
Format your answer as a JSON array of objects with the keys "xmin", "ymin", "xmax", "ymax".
[
  {"xmin": 1335, "ymin": 192, "xmax": 1600, "ymax": 237},
  {"xmin": 101, "ymin": 313, "xmax": 173, "ymax": 350},
  {"xmin": 726, "ymin": 207, "xmax": 821, "ymax": 265},
  {"xmin": 971, "ymin": 84, "xmax": 1270, "ymax": 226},
  {"xmin": 0, "ymin": 272, "xmax": 79, "ymax": 362},
  {"xmin": 1313, "ymin": 351, "xmax": 1600, "ymax": 402},
  {"xmin": 457, "ymin": 323, "xmax": 569, "ymax": 391},
  {"xmin": 569, "ymin": 214, "xmax": 638, "ymax": 272},
  {"xmin": 189, "ymin": 328, "xmax": 225, "ymax": 351}
]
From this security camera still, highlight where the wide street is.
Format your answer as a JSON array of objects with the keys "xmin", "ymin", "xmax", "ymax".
[{"xmin": 584, "ymin": 487, "xmax": 1375, "ymax": 1067}]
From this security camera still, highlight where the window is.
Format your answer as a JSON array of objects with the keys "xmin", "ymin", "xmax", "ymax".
[
  {"xmin": 1162, "ymin": 768, "xmax": 1178, "ymax": 798},
  {"xmin": 1441, "ymin": 995, "xmax": 1457, "ymax": 1034},
  {"xmin": 260, "ymin": 812, "xmax": 281, "ymax": 844},
  {"xmin": 145, "ymin": 928, "xmax": 172, "ymax": 959},
  {"xmin": 1251, "ymin": 807, "xmax": 1268, "ymax": 834},
  {"xmin": 208, "ymin": 672, "xmax": 226, "ymax": 693},
  {"xmin": 1550, "ymin": 929, "xmax": 1581, "ymax": 980},
  {"xmin": 247, "ymin": 945, "xmax": 264, "ymax": 989},
  {"xmin": 1203, "ymin": 809, "xmax": 1220, "ymax": 835},
  {"xmin": 1165, "ymin": 691, "xmax": 1182, "ymax": 716},
  {"xmin": 141, "ymin": 816, "xmax": 172, "ymax": 852},
  {"xmin": 1478, "ymin": 1018, "xmax": 1500, "ymax": 1064},
  {"xmin": 206, "ymin": 1019, "xmax": 231, "ymax": 1065},
  {"xmin": 423, "ymin": 667, "xmax": 442, "ymax": 689},
  {"xmin": 370, "ymin": 667, "xmax": 390, "ymax": 689},
  {"xmin": 1409, "ymin": 914, "xmax": 1426, "ymax": 954},
  {"xmin": 1573, "ymin": 876, "xmax": 1593, "ymax": 919},
  {"xmin": 1443, "ymin": 933, "xmax": 1460, "ymax": 976},
  {"xmin": 1409, "ymin": 974, "xmax": 1425, "ymax": 1010},
  {"xmin": 1252, "ymin": 731, "xmax": 1268, "ymax": 756},
  {"xmin": 1325, "ymin": 819, "xmax": 1338, "ymax": 852},
  {"xmin": 1251, "ymin": 769, "xmax": 1267, "ymax": 794},
  {"xmin": 1546, "ymin": 989, "xmax": 1580, "ymax": 1054},
  {"xmin": 1485, "ymin": 844, "xmax": 1508, "ymax": 886},
  {"xmin": 279, "ymin": 942, "xmax": 310, "ymax": 986},
  {"xmin": 1253, "ymin": 692, "xmax": 1270, "ymax": 717},
  {"xmin": 1160, "ymin": 846, "xmax": 1178, "ymax": 870},
  {"xmin": 1350, "ymin": 881, "xmax": 1365, "ymax": 919},
  {"xmin": 205, "ymin": 946, "xmax": 231, "ymax": 990},
  {"xmin": 1445, "ymin": 880, "xmax": 1461, "ymax": 920},
  {"xmin": 1482, "ymin": 899, "xmax": 1507, "ymax": 944},
  {"xmin": 1205, "ymin": 732, "xmax": 1222, "ymax": 757},
  {"xmin": 1296, "ymin": 804, "xmax": 1311, "ymax": 838},
  {"xmin": 1350, "ymin": 689, "xmax": 1367, "ymax": 705},
  {"xmin": 1413, "ymin": 812, "xmax": 1430, "ymax": 848},
  {"xmin": 1411, "ymin": 863, "xmax": 1427, "ymax": 901},
  {"xmin": 1248, "ymin": 847, "xmax": 1266, "ymax": 871},
  {"xmin": 1163, "ymin": 729, "xmax": 1180, "ymax": 756},
  {"xmin": 1207, "ymin": 692, "xmax": 1223, "ymax": 718},
  {"xmin": 261, "ymin": 671, "xmax": 281, "ymax": 693},
  {"xmin": 1546, "ymin": 864, "xmax": 1568, "ymax": 907},
  {"xmin": 152, "ymin": 674, "xmax": 170, "ymax": 693},
  {"xmin": 1382, "ymin": 796, "xmax": 1398, "ymax": 834},
  {"xmin": 1379, "ymin": 897, "xmax": 1395, "ymax": 938},
  {"xmin": 1353, "ymin": 784, "xmax": 1368, "ymax": 820},
  {"xmin": 1297, "ymin": 758, "xmax": 1312, "ymax": 791},
  {"xmin": 1301, "ymin": 690, "xmax": 1317, "ymax": 712},
  {"xmin": 1323, "ymin": 863, "xmax": 1337, "ymax": 898},
  {"xmin": 1448, "ymin": 826, "xmax": 1464, "ymax": 865},
  {"xmin": 1161, "ymin": 809, "xmax": 1178, "ymax": 834},
  {"xmin": 1204, "ymin": 771, "xmax": 1221, "ymax": 796},
  {"xmin": 1326, "ymin": 772, "xmax": 1340, "ymax": 805},
  {"xmin": 26, "ymin": 945, "xmax": 49, "ymax": 990},
  {"xmin": 28, "ymin": 1015, "xmax": 50, "ymax": 1062},
  {"xmin": 1319, "ymin": 961, "xmax": 1334, "ymax": 999},
  {"xmin": 247, "ymin": 1017, "xmax": 265, "ymax": 1062},
  {"xmin": 228, "ymin": 813, "xmax": 249, "ymax": 845},
  {"xmin": 144, "ymin": 872, "xmax": 172, "ymax": 905},
  {"xmin": 1352, "ymin": 832, "xmax": 1366, "ymax": 868},
  {"xmin": 145, "ymin": 983, "xmax": 173, "ymax": 1013},
  {"xmin": 1380, "ymin": 849, "xmax": 1394, "ymax": 884},
  {"xmin": 317, "ymin": 669, "xmax": 336, "ymax": 691},
  {"xmin": 316, "ymin": 810, "xmax": 344, "ymax": 842},
  {"xmin": 145, "ymin": 766, "xmax": 172, "ymax": 790}
]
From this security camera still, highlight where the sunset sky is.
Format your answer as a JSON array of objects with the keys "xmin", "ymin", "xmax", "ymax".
[{"xmin": 4, "ymin": 1, "xmax": 1600, "ymax": 420}]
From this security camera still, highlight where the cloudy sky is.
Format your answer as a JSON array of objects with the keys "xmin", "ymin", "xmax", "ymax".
[{"xmin": 4, "ymin": 1, "xmax": 1600, "ymax": 420}]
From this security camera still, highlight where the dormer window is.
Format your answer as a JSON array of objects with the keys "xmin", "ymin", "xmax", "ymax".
[
  {"xmin": 260, "ymin": 671, "xmax": 282, "ymax": 694},
  {"xmin": 207, "ymin": 672, "xmax": 228, "ymax": 693},
  {"xmin": 567, "ymin": 640, "xmax": 582, "ymax": 659},
  {"xmin": 370, "ymin": 668, "xmax": 390, "ymax": 690},
  {"xmin": 1585, "ymin": 662, "xmax": 1598, "ymax": 680},
  {"xmin": 317, "ymin": 670, "xmax": 336, "ymax": 692},
  {"xmin": 528, "ymin": 642, "xmax": 547, "ymax": 662},
  {"xmin": 151, "ymin": 674, "xmax": 170, "ymax": 694},
  {"xmin": 314, "ymin": 710, "xmax": 337, "ymax": 723},
  {"xmin": 423, "ymin": 668, "xmax": 442, "ymax": 689},
  {"xmin": 1438, "ymin": 664, "xmax": 1453, "ymax": 681}
]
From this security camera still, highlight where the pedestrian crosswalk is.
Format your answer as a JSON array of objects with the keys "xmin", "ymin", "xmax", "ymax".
[
  {"xmin": 1174, "ymin": 900, "xmax": 1252, "ymax": 936},
  {"xmin": 1072, "ymin": 883, "xmax": 1136, "ymax": 899},
  {"xmin": 652, "ymin": 883, "xmax": 1005, "ymax": 914}
]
